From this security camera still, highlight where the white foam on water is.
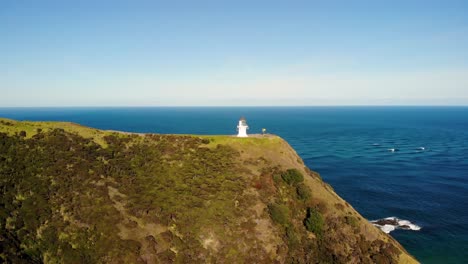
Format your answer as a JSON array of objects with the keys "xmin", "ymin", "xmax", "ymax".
[
  {"xmin": 397, "ymin": 219, "xmax": 421, "ymax": 231},
  {"xmin": 370, "ymin": 217, "xmax": 421, "ymax": 233},
  {"xmin": 380, "ymin": 224, "xmax": 396, "ymax": 233},
  {"xmin": 397, "ymin": 219, "xmax": 411, "ymax": 225}
]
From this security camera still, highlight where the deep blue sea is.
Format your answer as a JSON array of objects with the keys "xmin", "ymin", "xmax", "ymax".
[{"xmin": 1, "ymin": 107, "xmax": 467, "ymax": 263}]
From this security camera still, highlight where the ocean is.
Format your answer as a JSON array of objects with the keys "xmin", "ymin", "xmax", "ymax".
[{"xmin": 1, "ymin": 106, "xmax": 467, "ymax": 263}]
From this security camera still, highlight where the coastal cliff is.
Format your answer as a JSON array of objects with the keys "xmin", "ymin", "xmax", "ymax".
[{"xmin": 0, "ymin": 118, "xmax": 417, "ymax": 263}]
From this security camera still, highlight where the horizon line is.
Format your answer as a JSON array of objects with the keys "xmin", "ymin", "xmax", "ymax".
[{"xmin": 1, "ymin": 105, "xmax": 468, "ymax": 108}]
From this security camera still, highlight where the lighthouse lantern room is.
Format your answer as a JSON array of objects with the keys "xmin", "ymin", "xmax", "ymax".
[{"xmin": 237, "ymin": 117, "xmax": 249, "ymax": 137}]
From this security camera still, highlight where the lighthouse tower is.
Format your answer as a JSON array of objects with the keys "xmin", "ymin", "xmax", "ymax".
[{"xmin": 237, "ymin": 117, "xmax": 249, "ymax": 137}]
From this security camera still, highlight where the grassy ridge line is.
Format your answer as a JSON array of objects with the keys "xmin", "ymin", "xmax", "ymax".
[
  {"xmin": 0, "ymin": 117, "xmax": 279, "ymax": 148},
  {"xmin": 0, "ymin": 118, "xmax": 112, "ymax": 147}
]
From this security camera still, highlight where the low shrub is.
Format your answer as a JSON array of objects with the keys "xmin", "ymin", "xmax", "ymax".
[
  {"xmin": 286, "ymin": 226, "xmax": 299, "ymax": 248},
  {"xmin": 304, "ymin": 208, "xmax": 324, "ymax": 237},
  {"xmin": 272, "ymin": 173, "xmax": 282, "ymax": 184},
  {"xmin": 296, "ymin": 183, "xmax": 311, "ymax": 200},
  {"xmin": 345, "ymin": 216, "xmax": 359, "ymax": 228},
  {"xmin": 281, "ymin": 169, "xmax": 304, "ymax": 185},
  {"xmin": 268, "ymin": 203, "xmax": 290, "ymax": 226}
]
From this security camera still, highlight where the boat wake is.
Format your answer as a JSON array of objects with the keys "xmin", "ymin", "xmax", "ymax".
[{"xmin": 370, "ymin": 217, "xmax": 421, "ymax": 234}]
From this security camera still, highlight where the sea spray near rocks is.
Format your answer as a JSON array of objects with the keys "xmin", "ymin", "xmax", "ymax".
[{"xmin": 371, "ymin": 217, "xmax": 421, "ymax": 234}]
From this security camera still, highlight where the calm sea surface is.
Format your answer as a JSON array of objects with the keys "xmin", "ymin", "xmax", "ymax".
[{"xmin": 1, "ymin": 107, "xmax": 467, "ymax": 263}]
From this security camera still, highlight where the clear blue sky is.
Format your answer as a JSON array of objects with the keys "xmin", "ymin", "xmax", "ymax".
[{"xmin": 2, "ymin": 0, "xmax": 468, "ymax": 106}]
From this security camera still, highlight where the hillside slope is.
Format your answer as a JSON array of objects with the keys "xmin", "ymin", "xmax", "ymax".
[{"xmin": 0, "ymin": 118, "xmax": 417, "ymax": 263}]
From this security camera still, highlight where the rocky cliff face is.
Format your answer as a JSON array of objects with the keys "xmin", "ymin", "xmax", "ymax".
[{"xmin": 0, "ymin": 118, "xmax": 417, "ymax": 263}]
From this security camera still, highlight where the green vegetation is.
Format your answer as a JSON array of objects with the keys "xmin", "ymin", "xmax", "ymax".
[
  {"xmin": 285, "ymin": 225, "xmax": 299, "ymax": 249},
  {"xmin": 296, "ymin": 183, "xmax": 312, "ymax": 200},
  {"xmin": 268, "ymin": 203, "xmax": 290, "ymax": 226},
  {"xmin": 304, "ymin": 208, "xmax": 325, "ymax": 237},
  {"xmin": 281, "ymin": 168, "xmax": 304, "ymax": 185},
  {"xmin": 0, "ymin": 119, "xmax": 417, "ymax": 264},
  {"xmin": 345, "ymin": 215, "xmax": 359, "ymax": 228},
  {"xmin": 0, "ymin": 118, "xmax": 111, "ymax": 147}
]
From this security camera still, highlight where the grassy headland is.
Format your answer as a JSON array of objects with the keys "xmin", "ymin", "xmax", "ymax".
[{"xmin": 0, "ymin": 118, "xmax": 417, "ymax": 263}]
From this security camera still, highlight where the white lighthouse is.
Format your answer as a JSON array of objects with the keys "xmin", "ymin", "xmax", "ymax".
[{"xmin": 237, "ymin": 117, "xmax": 249, "ymax": 137}]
